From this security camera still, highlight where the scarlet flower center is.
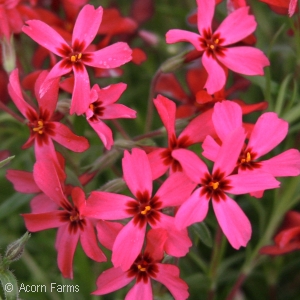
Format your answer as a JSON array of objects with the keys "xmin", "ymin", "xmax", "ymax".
[
  {"xmin": 199, "ymin": 29, "xmax": 225, "ymax": 58},
  {"xmin": 88, "ymin": 100, "xmax": 105, "ymax": 122},
  {"xmin": 70, "ymin": 52, "xmax": 82, "ymax": 63},
  {"xmin": 200, "ymin": 169, "xmax": 231, "ymax": 202},
  {"xmin": 126, "ymin": 191, "xmax": 162, "ymax": 228},
  {"xmin": 32, "ymin": 120, "xmax": 44, "ymax": 134},
  {"xmin": 238, "ymin": 148, "xmax": 261, "ymax": 171},
  {"xmin": 127, "ymin": 253, "xmax": 158, "ymax": 283}
]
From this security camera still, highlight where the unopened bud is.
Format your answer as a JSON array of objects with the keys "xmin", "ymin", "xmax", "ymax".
[
  {"xmin": 1, "ymin": 36, "xmax": 16, "ymax": 73},
  {"xmin": 5, "ymin": 232, "xmax": 30, "ymax": 264}
]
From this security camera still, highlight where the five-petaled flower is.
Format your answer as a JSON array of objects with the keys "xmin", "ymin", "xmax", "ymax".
[
  {"xmin": 83, "ymin": 148, "xmax": 196, "ymax": 271},
  {"xmin": 166, "ymin": 0, "xmax": 270, "ymax": 94},
  {"xmin": 8, "ymin": 69, "xmax": 89, "ymax": 166},
  {"xmin": 172, "ymin": 126, "xmax": 280, "ymax": 249},
  {"xmin": 22, "ymin": 4, "xmax": 132, "ymax": 115}
]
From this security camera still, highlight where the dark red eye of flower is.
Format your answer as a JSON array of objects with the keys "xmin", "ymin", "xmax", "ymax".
[
  {"xmin": 125, "ymin": 191, "xmax": 162, "ymax": 228},
  {"xmin": 127, "ymin": 253, "xmax": 158, "ymax": 283},
  {"xmin": 88, "ymin": 100, "xmax": 105, "ymax": 121},
  {"xmin": 59, "ymin": 203, "xmax": 86, "ymax": 234},
  {"xmin": 199, "ymin": 28, "xmax": 226, "ymax": 58},
  {"xmin": 200, "ymin": 169, "xmax": 232, "ymax": 202},
  {"xmin": 238, "ymin": 148, "xmax": 261, "ymax": 171}
]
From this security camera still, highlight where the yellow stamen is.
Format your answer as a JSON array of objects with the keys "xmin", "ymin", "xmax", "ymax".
[
  {"xmin": 209, "ymin": 181, "xmax": 219, "ymax": 190},
  {"xmin": 138, "ymin": 265, "xmax": 146, "ymax": 272},
  {"xmin": 241, "ymin": 152, "xmax": 251, "ymax": 164},
  {"xmin": 33, "ymin": 120, "xmax": 44, "ymax": 134},
  {"xmin": 70, "ymin": 53, "xmax": 82, "ymax": 62},
  {"xmin": 89, "ymin": 103, "xmax": 94, "ymax": 111},
  {"xmin": 209, "ymin": 44, "xmax": 215, "ymax": 50},
  {"xmin": 214, "ymin": 38, "xmax": 219, "ymax": 44},
  {"xmin": 70, "ymin": 214, "xmax": 79, "ymax": 222},
  {"xmin": 141, "ymin": 205, "xmax": 151, "ymax": 215}
]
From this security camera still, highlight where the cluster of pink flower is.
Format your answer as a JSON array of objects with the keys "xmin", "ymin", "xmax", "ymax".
[{"xmin": 1, "ymin": 0, "xmax": 300, "ymax": 299}]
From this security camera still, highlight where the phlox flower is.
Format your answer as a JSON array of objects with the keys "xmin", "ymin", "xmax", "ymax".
[
  {"xmin": 83, "ymin": 148, "xmax": 196, "ymax": 271},
  {"xmin": 202, "ymin": 101, "xmax": 300, "ymax": 197},
  {"xmin": 259, "ymin": 0, "xmax": 297, "ymax": 17},
  {"xmin": 147, "ymin": 94, "xmax": 215, "ymax": 179},
  {"xmin": 22, "ymin": 4, "xmax": 132, "ymax": 115},
  {"xmin": 22, "ymin": 159, "xmax": 122, "ymax": 279},
  {"xmin": 7, "ymin": 69, "xmax": 89, "ymax": 166},
  {"xmin": 166, "ymin": 0, "xmax": 269, "ymax": 94},
  {"xmin": 260, "ymin": 211, "xmax": 300, "ymax": 255},
  {"xmin": 92, "ymin": 229, "xmax": 189, "ymax": 300},
  {"xmin": 172, "ymin": 127, "xmax": 280, "ymax": 249},
  {"xmin": 85, "ymin": 82, "xmax": 136, "ymax": 150}
]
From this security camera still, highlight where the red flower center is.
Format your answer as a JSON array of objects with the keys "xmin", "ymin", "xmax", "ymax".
[
  {"xmin": 126, "ymin": 191, "xmax": 162, "ymax": 228},
  {"xmin": 88, "ymin": 100, "xmax": 105, "ymax": 121},
  {"xmin": 127, "ymin": 253, "xmax": 158, "ymax": 283},
  {"xmin": 200, "ymin": 169, "xmax": 231, "ymax": 201},
  {"xmin": 238, "ymin": 148, "xmax": 261, "ymax": 171},
  {"xmin": 199, "ymin": 29, "xmax": 226, "ymax": 58}
]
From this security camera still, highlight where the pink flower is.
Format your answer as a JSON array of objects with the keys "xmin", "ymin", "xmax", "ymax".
[
  {"xmin": 22, "ymin": 4, "xmax": 132, "ymax": 115},
  {"xmin": 22, "ymin": 159, "xmax": 122, "ymax": 279},
  {"xmin": 92, "ymin": 229, "xmax": 189, "ymax": 300},
  {"xmin": 83, "ymin": 148, "xmax": 196, "ymax": 270},
  {"xmin": 202, "ymin": 101, "xmax": 300, "ymax": 197},
  {"xmin": 147, "ymin": 94, "xmax": 215, "ymax": 179},
  {"xmin": 165, "ymin": 0, "xmax": 269, "ymax": 94},
  {"xmin": 172, "ymin": 127, "xmax": 280, "ymax": 249},
  {"xmin": 85, "ymin": 83, "xmax": 136, "ymax": 150},
  {"xmin": 7, "ymin": 69, "xmax": 89, "ymax": 165}
]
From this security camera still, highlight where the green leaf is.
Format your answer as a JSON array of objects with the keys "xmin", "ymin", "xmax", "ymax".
[{"xmin": 192, "ymin": 222, "xmax": 213, "ymax": 248}]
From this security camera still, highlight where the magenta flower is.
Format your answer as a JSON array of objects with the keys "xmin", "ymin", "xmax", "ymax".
[
  {"xmin": 148, "ymin": 94, "xmax": 215, "ymax": 179},
  {"xmin": 83, "ymin": 148, "xmax": 196, "ymax": 271},
  {"xmin": 22, "ymin": 159, "xmax": 121, "ymax": 279},
  {"xmin": 172, "ymin": 127, "xmax": 280, "ymax": 249},
  {"xmin": 202, "ymin": 101, "xmax": 300, "ymax": 197},
  {"xmin": 22, "ymin": 4, "xmax": 132, "ymax": 115},
  {"xmin": 85, "ymin": 83, "xmax": 136, "ymax": 149},
  {"xmin": 7, "ymin": 69, "xmax": 89, "ymax": 164},
  {"xmin": 92, "ymin": 229, "xmax": 189, "ymax": 300},
  {"xmin": 165, "ymin": 0, "xmax": 269, "ymax": 94}
]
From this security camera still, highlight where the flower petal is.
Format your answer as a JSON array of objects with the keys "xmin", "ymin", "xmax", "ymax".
[
  {"xmin": 122, "ymin": 149, "xmax": 153, "ymax": 198},
  {"xmin": 126, "ymin": 280, "xmax": 153, "ymax": 300},
  {"xmin": 70, "ymin": 65, "xmax": 91, "ymax": 115},
  {"xmin": 175, "ymin": 188, "xmax": 210, "ymax": 229},
  {"xmin": 202, "ymin": 52, "xmax": 227, "ymax": 94},
  {"xmin": 56, "ymin": 225, "xmax": 80, "ymax": 279},
  {"xmin": 112, "ymin": 219, "xmax": 146, "ymax": 271},
  {"xmin": 217, "ymin": 46, "xmax": 270, "ymax": 76},
  {"xmin": 260, "ymin": 149, "xmax": 300, "ymax": 177},
  {"xmin": 22, "ymin": 211, "xmax": 64, "ymax": 231},
  {"xmin": 147, "ymin": 148, "xmax": 170, "ymax": 180},
  {"xmin": 22, "ymin": 20, "xmax": 68, "ymax": 56},
  {"xmin": 212, "ymin": 194, "xmax": 251, "ymax": 249},
  {"xmin": 80, "ymin": 220, "xmax": 106, "ymax": 262},
  {"xmin": 247, "ymin": 112, "xmax": 288, "ymax": 158},
  {"xmin": 155, "ymin": 172, "xmax": 196, "ymax": 207},
  {"xmin": 197, "ymin": 0, "xmax": 214, "ymax": 36},
  {"xmin": 213, "ymin": 127, "xmax": 245, "ymax": 176},
  {"xmin": 6, "ymin": 169, "xmax": 40, "ymax": 193},
  {"xmin": 212, "ymin": 101, "xmax": 243, "ymax": 141},
  {"xmin": 72, "ymin": 5, "xmax": 103, "ymax": 50},
  {"xmin": 154, "ymin": 94, "xmax": 176, "ymax": 141},
  {"xmin": 215, "ymin": 7, "xmax": 256, "ymax": 46},
  {"xmin": 52, "ymin": 122, "xmax": 89, "ymax": 152},
  {"xmin": 172, "ymin": 149, "xmax": 209, "ymax": 183},
  {"xmin": 88, "ymin": 119, "xmax": 114, "ymax": 150},
  {"xmin": 165, "ymin": 29, "xmax": 202, "ymax": 50},
  {"xmin": 202, "ymin": 135, "xmax": 220, "ymax": 162},
  {"xmin": 83, "ymin": 191, "xmax": 132, "ymax": 220},
  {"xmin": 228, "ymin": 172, "xmax": 280, "ymax": 194},
  {"xmin": 92, "ymin": 267, "xmax": 132, "ymax": 295},
  {"xmin": 85, "ymin": 42, "xmax": 132, "ymax": 68},
  {"xmin": 155, "ymin": 264, "xmax": 189, "ymax": 300}
]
